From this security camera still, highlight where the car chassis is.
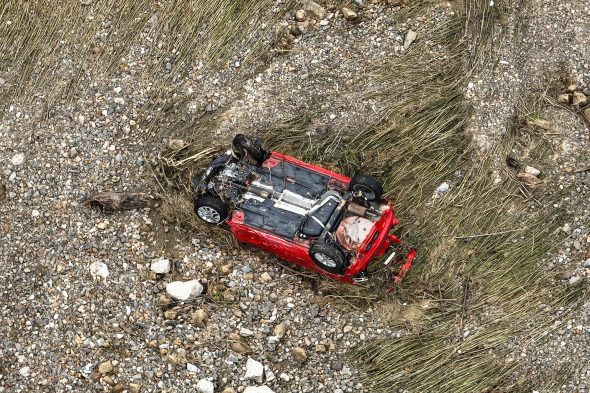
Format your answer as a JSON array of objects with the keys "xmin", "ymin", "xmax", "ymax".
[{"xmin": 193, "ymin": 134, "xmax": 415, "ymax": 286}]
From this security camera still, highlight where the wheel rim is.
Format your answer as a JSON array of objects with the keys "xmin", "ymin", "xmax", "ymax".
[
  {"xmin": 315, "ymin": 253, "xmax": 337, "ymax": 268},
  {"xmin": 353, "ymin": 185, "xmax": 376, "ymax": 200},
  {"xmin": 197, "ymin": 206, "xmax": 221, "ymax": 223}
]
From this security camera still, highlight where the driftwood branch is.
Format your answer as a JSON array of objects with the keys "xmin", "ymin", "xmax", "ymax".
[{"xmin": 87, "ymin": 192, "xmax": 153, "ymax": 211}]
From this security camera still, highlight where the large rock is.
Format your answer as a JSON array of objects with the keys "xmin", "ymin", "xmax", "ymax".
[
  {"xmin": 303, "ymin": 0, "xmax": 326, "ymax": 20},
  {"xmin": 244, "ymin": 357, "xmax": 264, "ymax": 383},
  {"xmin": 165, "ymin": 280, "xmax": 203, "ymax": 301},
  {"xmin": 244, "ymin": 386, "xmax": 275, "ymax": 393},
  {"xmin": 196, "ymin": 379, "xmax": 214, "ymax": 393}
]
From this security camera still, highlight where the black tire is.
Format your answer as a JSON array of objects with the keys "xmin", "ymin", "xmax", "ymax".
[
  {"xmin": 349, "ymin": 175, "xmax": 383, "ymax": 202},
  {"xmin": 232, "ymin": 134, "xmax": 268, "ymax": 165},
  {"xmin": 310, "ymin": 242, "xmax": 345, "ymax": 275},
  {"xmin": 194, "ymin": 196, "xmax": 229, "ymax": 224}
]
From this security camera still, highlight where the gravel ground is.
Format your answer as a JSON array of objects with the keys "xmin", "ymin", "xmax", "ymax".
[{"xmin": 1, "ymin": 0, "xmax": 590, "ymax": 392}]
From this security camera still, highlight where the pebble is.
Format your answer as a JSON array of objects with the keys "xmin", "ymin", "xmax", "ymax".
[
  {"xmin": 240, "ymin": 327, "xmax": 254, "ymax": 337},
  {"xmin": 341, "ymin": 7, "xmax": 358, "ymax": 21},
  {"xmin": 196, "ymin": 379, "xmax": 214, "ymax": 393},
  {"xmin": 583, "ymin": 259, "xmax": 590, "ymax": 268},
  {"xmin": 10, "ymin": 153, "xmax": 25, "ymax": 166},
  {"xmin": 435, "ymin": 182, "xmax": 450, "ymax": 193},
  {"xmin": 524, "ymin": 165, "xmax": 541, "ymax": 176},
  {"xmin": 191, "ymin": 309, "xmax": 208, "ymax": 328},
  {"xmin": 165, "ymin": 280, "xmax": 203, "ymax": 300},
  {"xmin": 98, "ymin": 361, "xmax": 113, "ymax": 374},
  {"xmin": 404, "ymin": 30, "xmax": 417, "ymax": 49},
  {"xmin": 260, "ymin": 272, "xmax": 272, "ymax": 282},
  {"xmin": 187, "ymin": 363, "xmax": 200, "ymax": 373},
  {"xmin": 273, "ymin": 322, "xmax": 286, "ymax": 339},
  {"xmin": 244, "ymin": 357, "xmax": 264, "ymax": 383},
  {"xmin": 243, "ymin": 386, "xmax": 275, "ymax": 393},
  {"xmin": 89, "ymin": 262, "xmax": 109, "ymax": 278},
  {"xmin": 151, "ymin": 258, "xmax": 171, "ymax": 274},
  {"xmin": 569, "ymin": 276, "xmax": 582, "ymax": 285},
  {"xmin": 292, "ymin": 347, "xmax": 307, "ymax": 363}
]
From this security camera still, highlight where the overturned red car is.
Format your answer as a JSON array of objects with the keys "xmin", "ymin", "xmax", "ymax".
[{"xmin": 193, "ymin": 134, "xmax": 415, "ymax": 285}]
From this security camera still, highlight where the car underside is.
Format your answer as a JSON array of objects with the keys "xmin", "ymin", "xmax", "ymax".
[{"xmin": 193, "ymin": 134, "xmax": 415, "ymax": 285}]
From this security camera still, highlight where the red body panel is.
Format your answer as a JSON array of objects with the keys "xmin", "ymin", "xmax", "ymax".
[{"xmin": 226, "ymin": 152, "xmax": 411, "ymax": 284}]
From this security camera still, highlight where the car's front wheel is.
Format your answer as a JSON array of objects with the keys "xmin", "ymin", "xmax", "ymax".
[
  {"xmin": 194, "ymin": 196, "xmax": 229, "ymax": 224},
  {"xmin": 310, "ymin": 243, "xmax": 345, "ymax": 275}
]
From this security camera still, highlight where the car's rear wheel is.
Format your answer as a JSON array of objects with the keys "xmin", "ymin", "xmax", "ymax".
[
  {"xmin": 310, "ymin": 243, "xmax": 345, "ymax": 275},
  {"xmin": 232, "ymin": 134, "xmax": 268, "ymax": 166},
  {"xmin": 194, "ymin": 196, "xmax": 229, "ymax": 224},
  {"xmin": 349, "ymin": 175, "xmax": 383, "ymax": 202}
]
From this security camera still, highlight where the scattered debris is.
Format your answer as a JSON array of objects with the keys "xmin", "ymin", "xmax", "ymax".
[
  {"xmin": 516, "ymin": 172, "xmax": 545, "ymax": 186},
  {"xmin": 524, "ymin": 165, "xmax": 541, "ymax": 176},
  {"xmin": 87, "ymin": 192, "xmax": 152, "ymax": 211}
]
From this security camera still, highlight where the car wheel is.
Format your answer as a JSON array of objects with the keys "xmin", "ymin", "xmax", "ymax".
[
  {"xmin": 310, "ymin": 243, "xmax": 345, "ymax": 275},
  {"xmin": 194, "ymin": 196, "xmax": 229, "ymax": 224},
  {"xmin": 349, "ymin": 175, "xmax": 383, "ymax": 202},
  {"xmin": 232, "ymin": 134, "xmax": 268, "ymax": 166}
]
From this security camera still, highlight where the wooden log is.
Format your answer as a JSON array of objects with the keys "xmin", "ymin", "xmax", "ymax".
[{"xmin": 87, "ymin": 192, "xmax": 152, "ymax": 211}]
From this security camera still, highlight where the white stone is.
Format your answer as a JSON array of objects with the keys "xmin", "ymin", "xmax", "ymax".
[
  {"xmin": 240, "ymin": 327, "xmax": 254, "ymax": 337},
  {"xmin": 10, "ymin": 153, "xmax": 25, "ymax": 166},
  {"xmin": 436, "ymin": 182, "xmax": 450, "ymax": 193},
  {"xmin": 279, "ymin": 373, "xmax": 290, "ymax": 382},
  {"xmin": 196, "ymin": 379, "xmax": 214, "ymax": 393},
  {"xmin": 524, "ymin": 165, "xmax": 541, "ymax": 176},
  {"xmin": 151, "ymin": 258, "xmax": 171, "ymax": 274},
  {"xmin": 31, "ymin": 210, "xmax": 40, "ymax": 217},
  {"xmin": 166, "ymin": 280, "xmax": 203, "ymax": 301},
  {"xmin": 404, "ymin": 30, "xmax": 417, "ymax": 49},
  {"xmin": 244, "ymin": 386, "xmax": 275, "ymax": 393},
  {"xmin": 569, "ymin": 276, "xmax": 582, "ymax": 285},
  {"xmin": 89, "ymin": 262, "xmax": 109, "ymax": 278},
  {"xmin": 19, "ymin": 366, "xmax": 30, "ymax": 377},
  {"xmin": 583, "ymin": 259, "xmax": 590, "ymax": 268},
  {"xmin": 187, "ymin": 363, "xmax": 200, "ymax": 373},
  {"xmin": 244, "ymin": 357, "xmax": 264, "ymax": 383},
  {"xmin": 114, "ymin": 97, "xmax": 124, "ymax": 104}
]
